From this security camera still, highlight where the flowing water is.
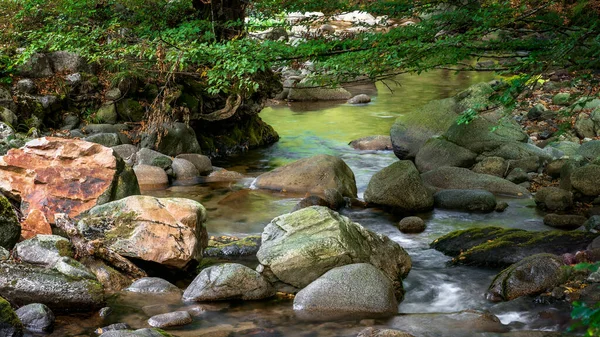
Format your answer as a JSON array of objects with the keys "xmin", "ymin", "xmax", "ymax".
[{"xmin": 52, "ymin": 71, "xmax": 576, "ymax": 337}]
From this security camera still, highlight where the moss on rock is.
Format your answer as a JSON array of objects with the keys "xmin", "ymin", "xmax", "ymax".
[{"xmin": 431, "ymin": 226, "xmax": 599, "ymax": 267}]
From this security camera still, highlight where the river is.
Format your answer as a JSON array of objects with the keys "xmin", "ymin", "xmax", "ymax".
[{"xmin": 51, "ymin": 70, "xmax": 574, "ymax": 337}]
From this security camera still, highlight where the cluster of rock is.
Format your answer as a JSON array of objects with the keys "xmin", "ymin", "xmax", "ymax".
[{"xmin": 0, "ymin": 49, "xmax": 280, "ymax": 161}]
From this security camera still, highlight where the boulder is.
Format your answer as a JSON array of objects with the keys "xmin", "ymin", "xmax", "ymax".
[
  {"xmin": 357, "ymin": 328, "xmax": 415, "ymax": 337},
  {"xmin": 534, "ymin": 187, "xmax": 573, "ymax": 211},
  {"xmin": 112, "ymin": 144, "xmax": 137, "ymax": 164},
  {"xmin": 171, "ymin": 158, "xmax": 199, "ymax": 184},
  {"xmin": 552, "ymin": 92, "xmax": 571, "ymax": 106},
  {"xmin": 183, "ymin": 263, "xmax": 274, "ymax": 301},
  {"xmin": 444, "ymin": 117, "xmax": 528, "ymax": 154},
  {"xmin": 575, "ymin": 113, "xmax": 595, "ymax": 138},
  {"xmin": 364, "ymin": 161, "xmax": 433, "ymax": 212},
  {"xmin": 433, "ymin": 189, "xmax": 497, "ymax": 213},
  {"xmin": 148, "ymin": 311, "xmax": 192, "ymax": 328},
  {"xmin": 414, "ymin": 138, "xmax": 477, "ymax": 173},
  {"xmin": 0, "ymin": 296, "xmax": 22, "ymax": 337},
  {"xmin": 96, "ymin": 104, "xmax": 118, "ymax": 124},
  {"xmin": 487, "ymin": 254, "xmax": 568, "ymax": 301},
  {"xmin": 0, "ymin": 262, "xmax": 104, "ymax": 312},
  {"xmin": 17, "ymin": 53, "xmax": 53, "ymax": 78},
  {"xmin": 15, "ymin": 303, "xmax": 54, "ymax": 333},
  {"xmin": 135, "ymin": 148, "xmax": 172, "ymax": 170},
  {"xmin": 0, "ymin": 107, "xmax": 18, "ymax": 126},
  {"xmin": 546, "ymin": 159, "xmax": 568, "ymax": 178},
  {"xmin": 571, "ymin": 165, "xmax": 600, "ymax": 196},
  {"xmin": 140, "ymin": 122, "xmax": 201, "ymax": 157},
  {"xmin": 47, "ymin": 51, "xmax": 97, "ymax": 74},
  {"xmin": 506, "ymin": 168, "xmax": 529, "ymax": 184},
  {"xmin": 397, "ymin": 217, "xmax": 426, "ymax": 234},
  {"xmin": 116, "ymin": 99, "xmax": 144, "ymax": 122},
  {"xmin": 83, "ymin": 124, "xmax": 129, "ymax": 135},
  {"xmin": 175, "ymin": 154, "xmax": 212, "ymax": 175},
  {"xmin": 14, "ymin": 235, "xmax": 73, "ymax": 266},
  {"xmin": 0, "ymin": 194, "xmax": 20, "ymax": 249},
  {"xmin": 256, "ymin": 206, "xmax": 411, "ymax": 298},
  {"xmin": 0, "ymin": 247, "xmax": 8, "ymax": 261},
  {"xmin": 206, "ymin": 168, "xmax": 245, "ymax": 182},
  {"xmin": 388, "ymin": 310, "xmax": 508, "ymax": 336},
  {"xmin": 0, "ymin": 138, "xmax": 139, "ymax": 238},
  {"xmin": 83, "ymin": 258, "xmax": 133, "ymax": 293},
  {"xmin": 85, "ymin": 133, "xmax": 122, "ymax": 147},
  {"xmin": 293, "ymin": 264, "xmax": 398, "ymax": 319},
  {"xmin": 0, "ymin": 87, "xmax": 16, "ymax": 112},
  {"xmin": 431, "ymin": 226, "xmax": 598, "ymax": 267},
  {"xmin": 15, "ymin": 79, "xmax": 36, "ymax": 95},
  {"xmin": 548, "ymin": 141, "xmax": 580, "ymax": 158},
  {"xmin": 125, "ymin": 278, "xmax": 181, "ymax": 295},
  {"xmin": 472, "ymin": 157, "xmax": 508, "ymax": 177},
  {"xmin": 287, "ymin": 86, "xmax": 352, "ymax": 101},
  {"xmin": 53, "ymin": 256, "xmax": 96, "ymax": 280},
  {"xmin": 105, "ymin": 88, "xmax": 122, "ymax": 101},
  {"xmin": 585, "ymin": 215, "xmax": 600, "ymax": 232},
  {"xmin": 133, "ymin": 165, "xmax": 169, "ymax": 190},
  {"xmin": 577, "ymin": 140, "xmax": 600, "ymax": 161},
  {"xmin": 390, "ymin": 98, "xmax": 459, "ymax": 160},
  {"xmin": 349, "ymin": 135, "xmax": 392, "ymax": 151},
  {"xmin": 347, "ymin": 94, "xmax": 371, "ymax": 104},
  {"xmin": 254, "ymin": 154, "xmax": 357, "ymax": 198},
  {"xmin": 543, "ymin": 214, "xmax": 586, "ymax": 230},
  {"xmin": 78, "ymin": 195, "xmax": 207, "ymax": 268},
  {"xmin": 421, "ymin": 167, "xmax": 530, "ymax": 197}
]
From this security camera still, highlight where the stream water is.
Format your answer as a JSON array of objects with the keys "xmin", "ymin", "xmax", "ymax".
[{"xmin": 52, "ymin": 71, "xmax": 575, "ymax": 337}]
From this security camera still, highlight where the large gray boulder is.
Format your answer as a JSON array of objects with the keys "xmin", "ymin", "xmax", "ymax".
[
  {"xmin": 293, "ymin": 263, "xmax": 398, "ymax": 318},
  {"xmin": 487, "ymin": 254, "xmax": 568, "ymax": 301},
  {"xmin": 125, "ymin": 278, "xmax": 181, "ymax": 295},
  {"xmin": 534, "ymin": 187, "xmax": 573, "ymax": 211},
  {"xmin": 364, "ymin": 161, "xmax": 433, "ymax": 212},
  {"xmin": 171, "ymin": 158, "xmax": 199, "ymax": 184},
  {"xmin": 0, "ymin": 263, "xmax": 104, "ymax": 312},
  {"xmin": 140, "ymin": 122, "xmax": 201, "ymax": 157},
  {"xmin": 0, "ymin": 296, "xmax": 22, "ymax": 337},
  {"xmin": 444, "ymin": 117, "xmax": 528, "ymax": 154},
  {"xmin": 15, "ymin": 303, "xmax": 54, "ymax": 333},
  {"xmin": 254, "ymin": 154, "xmax": 357, "ymax": 198},
  {"xmin": 472, "ymin": 157, "xmax": 508, "ymax": 177},
  {"xmin": 14, "ymin": 235, "xmax": 73, "ymax": 267},
  {"xmin": 571, "ymin": 164, "xmax": 600, "ymax": 196},
  {"xmin": 256, "ymin": 206, "xmax": 411, "ymax": 298},
  {"xmin": 175, "ymin": 154, "xmax": 212, "ymax": 175},
  {"xmin": 414, "ymin": 138, "xmax": 477, "ymax": 173},
  {"xmin": 433, "ymin": 189, "xmax": 497, "ymax": 213},
  {"xmin": 390, "ymin": 98, "xmax": 457, "ymax": 160},
  {"xmin": 421, "ymin": 167, "xmax": 530, "ymax": 197},
  {"xmin": 577, "ymin": 140, "xmax": 600, "ymax": 161},
  {"xmin": 0, "ymin": 194, "xmax": 20, "ymax": 249},
  {"xmin": 47, "ymin": 51, "xmax": 97, "ymax": 74},
  {"xmin": 183, "ymin": 263, "xmax": 274, "ymax": 301},
  {"xmin": 135, "ymin": 148, "xmax": 172, "ymax": 170}
]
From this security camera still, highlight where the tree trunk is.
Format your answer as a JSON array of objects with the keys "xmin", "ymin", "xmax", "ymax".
[{"xmin": 192, "ymin": 0, "xmax": 247, "ymax": 41}]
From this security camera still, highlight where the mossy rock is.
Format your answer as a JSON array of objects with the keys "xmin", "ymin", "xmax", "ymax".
[
  {"xmin": 111, "ymin": 159, "xmax": 141, "ymax": 200},
  {"xmin": 204, "ymin": 235, "xmax": 261, "ymax": 258},
  {"xmin": 487, "ymin": 254, "xmax": 569, "ymax": 301},
  {"xmin": 431, "ymin": 226, "xmax": 599, "ymax": 267},
  {"xmin": 0, "ymin": 194, "xmax": 20, "ymax": 249},
  {"xmin": 116, "ymin": 99, "xmax": 144, "ymax": 122},
  {"xmin": 0, "ymin": 296, "xmax": 23, "ymax": 337}
]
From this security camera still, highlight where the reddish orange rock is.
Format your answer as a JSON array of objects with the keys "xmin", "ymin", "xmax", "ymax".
[{"xmin": 0, "ymin": 137, "xmax": 120, "ymax": 238}]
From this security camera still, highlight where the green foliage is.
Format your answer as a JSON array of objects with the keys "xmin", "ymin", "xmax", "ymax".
[{"xmin": 571, "ymin": 301, "xmax": 600, "ymax": 337}]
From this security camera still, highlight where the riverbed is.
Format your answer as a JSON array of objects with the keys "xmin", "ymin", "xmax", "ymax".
[{"xmin": 52, "ymin": 70, "xmax": 574, "ymax": 337}]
